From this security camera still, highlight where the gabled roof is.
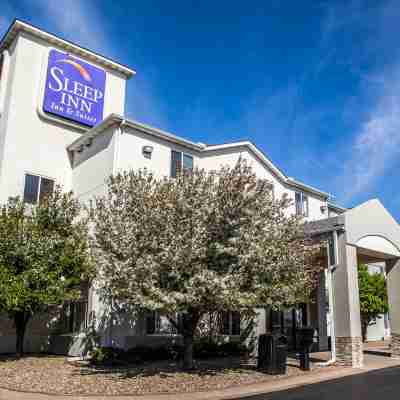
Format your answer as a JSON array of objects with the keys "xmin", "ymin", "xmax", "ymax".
[
  {"xmin": 344, "ymin": 199, "xmax": 400, "ymax": 253},
  {"xmin": 327, "ymin": 202, "xmax": 347, "ymax": 214},
  {"xmin": 0, "ymin": 19, "xmax": 135, "ymax": 78},
  {"xmin": 304, "ymin": 216, "xmax": 344, "ymax": 236},
  {"xmin": 67, "ymin": 114, "xmax": 332, "ymax": 199}
]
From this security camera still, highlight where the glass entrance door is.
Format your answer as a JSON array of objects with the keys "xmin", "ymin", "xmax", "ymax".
[{"xmin": 269, "ymin": 305, "xmax": 307, "ymax": 350}]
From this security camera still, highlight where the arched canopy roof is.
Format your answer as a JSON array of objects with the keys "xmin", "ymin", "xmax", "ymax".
[{"xmin": 344, "ymin": 199, "xmax": 400, "ymax": 258}]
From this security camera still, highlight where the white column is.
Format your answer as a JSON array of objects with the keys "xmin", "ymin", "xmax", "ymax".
[
  {"xmin": 386, "ymin": 258, "xmax": 400, "ymax": 358},
  {"xmin": 331, "ymin": 232, "xmax": 363, "ymax": 367}
]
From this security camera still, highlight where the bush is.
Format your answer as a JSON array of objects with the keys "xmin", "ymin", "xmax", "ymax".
[
  {"xmin": 121, "ymin": 344, "xmax": 183, "ymax": 363},
  {"xmin": 91, "ymin": 341, "xmax": 249, "ymax": 365},
  {"xmin": 193, "ymin": 339, "xmax": 249, "ymax": 359},
  {"xmin": 90, "ymin": 346, "xmax": 125, "ymax": 366},
  {"xmin": 218, "ymin": 341, "xmax": 249, "ymax": 356},
  {"xmin": 193, "ymin": 339, "xmax": 221, "ymax": 359}
]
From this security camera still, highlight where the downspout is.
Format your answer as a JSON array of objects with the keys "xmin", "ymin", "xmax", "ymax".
[
  {"xmin": 112, "ymin": 118, "xmax": 125, "ymax": 176},
  {"xmin": 106, "ymin": 118, "xmax": 125, "ymax": 348},
  {"xmin": 316, "ymin": 229, "xmax": 338, "ymax": 366}
]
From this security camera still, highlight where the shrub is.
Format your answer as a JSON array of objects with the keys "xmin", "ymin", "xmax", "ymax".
[
  {"xmin": 193, "ymin": 339, "xmax": 221, "ymax": 359},
  {"xmin": 193, "ymin": 339, "xmax": 249, "ymax": 359},
  {"xmin": 91, "ymin": 341, "xmax": 249, "ymax": 365},
  {"xmin": 218, "ymin": 341, "xmax": 249, "ymax": 356},
  {"xmin": 121, "ymin": 344, "xmax": 183, "ymax": 363},
  {"xmin": 90, "ymin": 346, "xmax": 125, "ymax": 365}
]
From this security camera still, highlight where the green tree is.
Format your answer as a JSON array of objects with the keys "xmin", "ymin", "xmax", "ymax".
[
  {"xmin": 358, "ymin": 264, "xmax": 389, "ymax": 342},
  {"xmin": 91, "ymin": 159, "xmax": 322, "ymax": 369},
  {"xmin": 0, "ymin": 188, "xmax": 93, "ymax": 356}
]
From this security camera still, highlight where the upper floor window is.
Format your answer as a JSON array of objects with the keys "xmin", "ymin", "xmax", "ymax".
[
  {"xmin": 23, "ymin": 173, "xmax": 54, "ymax": 204},
  {"xmin": 328, "ymin": 234, "xmax": 336, "ymax": 266},
  {"xmin": 171, "ymin": 150, "xmax": 193, "ymax": 178},
  {"xmin": 295, "ymin": 192, "xmax": 309, "ymax": 217},
  {"xmin": 0, "ymin": 54, "xmax": 3, "ymax": 83}
]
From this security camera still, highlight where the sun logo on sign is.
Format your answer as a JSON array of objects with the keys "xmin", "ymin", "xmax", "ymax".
[{"xmin": 56, "ymin": 58, "xmax": 92, "ymax": 82}]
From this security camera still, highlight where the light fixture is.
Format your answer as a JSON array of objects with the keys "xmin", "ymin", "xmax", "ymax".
[{"xmin": 142, "ymin": 145, "xmax": 154, "ymax": 158}]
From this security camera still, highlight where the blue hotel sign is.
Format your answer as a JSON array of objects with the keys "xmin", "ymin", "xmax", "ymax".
[{"xmin": 43, "ymin": 49, "xmax": 106, "ymax": 127}]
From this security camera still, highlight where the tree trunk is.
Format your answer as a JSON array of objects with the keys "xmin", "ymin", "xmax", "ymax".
[
  {"xmin": 14, "ymin": 311, "xmax": 30, "ymax": 357},
  {"xmin": 181, "ymin": 310, "xmax": 201, "ymax": 370},
  {"xmin": 361, "ymin": 316, "xmax": 369, "ymax": 343},
  {"xmin": 183, "ymin": 333, "xmax": 195, "ymax": 370}
]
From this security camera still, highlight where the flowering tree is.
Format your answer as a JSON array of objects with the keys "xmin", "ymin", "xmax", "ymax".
[
  {"xmin": 91, "ymin": 160, "xmax": 321, "ymax": 369},
  {"xmin": 0, "ymin": 188, "xmax": 92, "ymax": 356}
]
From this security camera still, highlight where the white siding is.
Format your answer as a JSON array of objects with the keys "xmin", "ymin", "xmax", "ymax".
[
  {"xmin": 0, "ymin": 33, "xmax": 127, "ymax": 203},
  {"xmin": 72, "ymin": 125, "xmax": 117, "ymax": 203},
  {"xmin": 117, "ymin": 126, "xmax": 198, "ymax": 179},
  {"xmin": 199, "ymin": 146, "xmax": 327, "ymax": 221}
]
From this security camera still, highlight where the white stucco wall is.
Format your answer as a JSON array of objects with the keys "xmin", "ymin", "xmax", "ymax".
[
  {"xmin": 117, "ymin": 126, "xmax": 198, "ymax": 178},
  {"xmin": 72, "ymin": 125, "xmax": 117, "ymax": 203},
  {"xmin": 199, "ymin": 146, "xmax": 286, "ymax": 198},
  {"xmin": 0, "ymin": 23, "xmax": 335, "ymax": 355},
  {"xmin": 0, "ymin": 32, "xmax": 127, "ymax": 203},
  {"xmin": 199, "ymin": 146, "xmax": 327, "ymax": 221}
]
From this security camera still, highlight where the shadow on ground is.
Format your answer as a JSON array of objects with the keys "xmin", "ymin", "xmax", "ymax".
[{"xmin": 76, "ymin": 356, "xmax": 273, "ymax": 379}]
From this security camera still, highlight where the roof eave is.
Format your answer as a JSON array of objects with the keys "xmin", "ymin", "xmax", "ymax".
[
  {"xmin": 67, "ymin": 114, "xmax": 124, "ymax": 151},
  {"xmin": 123, "ymin": 119, "xmax": 205, "ymax": 151},
  {"xmin": 286, "ymin": 177, "xmax": 331, "ymax": 199},
  {"xmin": 0, "ymin": 19, "xmax": 136, "ymax": 78},
  {"xmin": 327, "ymin": 201, "xmax": 347, "ymax": 213},
  {"xmin": 203, "ymin": 142, "xmax": 288, "ymax": 181}
]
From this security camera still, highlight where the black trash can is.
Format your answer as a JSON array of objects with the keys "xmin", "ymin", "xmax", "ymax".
[
  {"xmin": 297, "ymin": 327, "xmax": 315, "ymax": 371},
  {"xmin": 258, "ymin": 333, "xmax": 288, "ymax": 375}
]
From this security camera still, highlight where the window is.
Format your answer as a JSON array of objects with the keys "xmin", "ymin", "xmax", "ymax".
[
  {"xmin": 220, "ymin": 311, "xmax": 241, "ymax": 336},
  {"xmin": 328, "ymin": 234, "xmax": 336, "ymax": 266},
  {"xmin": 146, "ymin": 311, "xmax": 182, "ymax": 335},
  {"xmin": 23, "ymin": 174, "xmax": 54, "ymax": 204},
  {"xmin": 0, "ymin": 54, "xmax": 3, "ymax": 83},
  {"xmin": 170, "ymin": 150, "xmax": 193, "ymax": 178},
  {"xmin": 295, "ymin": 192, "xmax": 309, "ymax": 217},
  {"xmin": 59, "ymin": 300, "xmax": 88, "ymax": 333}
]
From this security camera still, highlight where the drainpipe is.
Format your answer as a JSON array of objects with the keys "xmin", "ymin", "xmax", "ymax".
[
  {"xmin": 316, "ymin": 229, "xmax": 338, "ymax": 366},
  {"xmin": 112, "ymin": 118, "xmax": 125, "ymax": 176}
]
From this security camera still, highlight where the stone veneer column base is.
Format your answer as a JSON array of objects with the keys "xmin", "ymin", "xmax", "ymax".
[
  {"xmin": 391, "ymin": 332, "xmax": 400, "ymax": 359},
  {"xmin": 335, "ymin": 336, "xmax": 363, "ymax": 367}
]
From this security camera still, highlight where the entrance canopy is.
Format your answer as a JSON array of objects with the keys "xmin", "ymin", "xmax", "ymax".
[
  {"xmin": 305, "ymin": 199, "xmax": 400, "ymax": 368},
  {"xmin": 306, "ymin": 199, "xmax": 400, "ymax": 260},
  {"xmin": 345, "ymin": 199, "xmax": 400, "ymax": 259}
]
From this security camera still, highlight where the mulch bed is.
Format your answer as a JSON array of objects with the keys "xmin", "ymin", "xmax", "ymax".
[{"xmin": 0, "ymin": 354, "xmax": 332, "ymax": 395}]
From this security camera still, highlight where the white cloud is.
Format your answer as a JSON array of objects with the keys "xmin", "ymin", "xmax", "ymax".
[
  {"xmin": 0, "ymin": 0, "xmax": 168, "ymax": 129},
  {"xmin": 341, "ymin": 69, "xmax": 400, "ymax": 201}
]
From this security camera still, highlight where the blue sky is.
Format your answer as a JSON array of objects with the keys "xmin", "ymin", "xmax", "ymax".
[{"xmin": 1, "ymin": 0, "xmax": 400, "ymax": 220}]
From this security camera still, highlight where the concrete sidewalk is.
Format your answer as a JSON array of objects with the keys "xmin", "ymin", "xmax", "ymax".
[{"xmin": 1, "ymin": 354, "xmax": 399, "ymax": 400}]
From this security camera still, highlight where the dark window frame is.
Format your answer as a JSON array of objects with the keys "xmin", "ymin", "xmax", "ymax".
[
  {"xmin": 295, "ymin": 191, "xmax": 309, "ymax": 217},
  {"xmin": 23, "ymin": 173, "xmax": 55, "ymax": 204},
  {"xmin": 220, "ymin": 311, "xmax": 241, "ymax": 336},
  {"xmin": 0, "ymin": 54, "xmax": 3, "ymax": 82},
  {"xmin": 146, "ymin": 311, "xmax": 182, "ymax": 335},
  {"xmin": 170, "ymin": 150, "xmax": 194, "ymax": 178},
  {"xmin": 59, "ymin": 300, "xmax": 88, "ymax": 334},
  {"xmin": 328, "ymin": 234, "xmax": 336, "ymax": 266}
]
